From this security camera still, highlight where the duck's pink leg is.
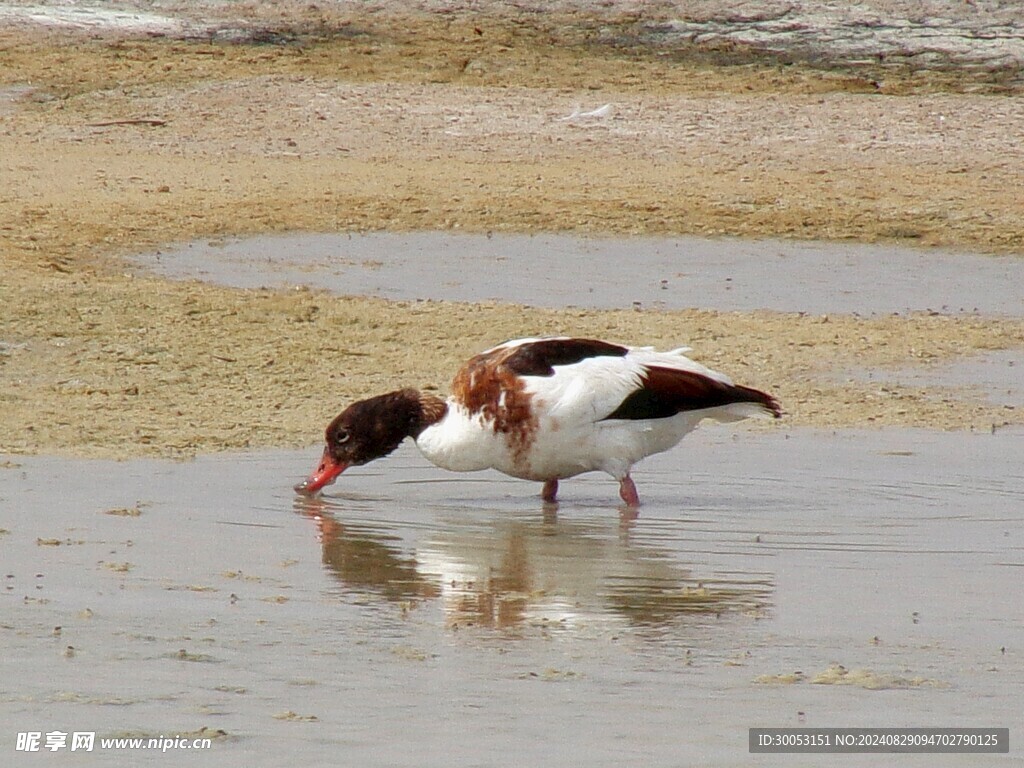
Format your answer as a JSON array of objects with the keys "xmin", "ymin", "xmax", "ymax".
[
  {"xmin": 618, "ymin": 475, "xmax": 640, "ymax": 508},
  {"xmin": 541, "ymin": 479, "xmax": 559, "ymax": 503}
]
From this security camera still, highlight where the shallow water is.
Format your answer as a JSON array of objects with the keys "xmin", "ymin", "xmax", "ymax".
[
  {"xmin": 848, "ymin": 349, "xmax": 1024, "ymax": 408},
  {"xmin": 138, "ymin": 232, "xmax": 1024, "ymax": 315},
  {"xmin": 3, "ymin": 428, "xmax": 1021, "ymax": 765}
]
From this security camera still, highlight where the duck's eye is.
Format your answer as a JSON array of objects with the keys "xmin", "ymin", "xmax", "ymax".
[{"xmin": 334, "ymin": 429, "xmax": 350, "ymax": 445}]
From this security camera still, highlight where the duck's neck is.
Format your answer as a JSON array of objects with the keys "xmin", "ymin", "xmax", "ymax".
[
  {"xmin": 387, "ymin": 388, "xmax": 447, "ymax": 439},
  {"xmin": 411, "ymin": 391, "xmax": 448, "ymax": 436}
]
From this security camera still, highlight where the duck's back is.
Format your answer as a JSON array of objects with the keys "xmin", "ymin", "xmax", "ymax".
[{"xmin": 417, "ymin": 338, "xmax": 778, "ymax": 483}]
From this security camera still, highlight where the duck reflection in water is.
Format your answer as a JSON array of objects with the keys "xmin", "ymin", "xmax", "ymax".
[
  {"xmin": 294, "ymin": 495, "xmax": 440, "ymax": 604},
  {"xmin": 294, "ymin": 495, "xmax": 772, "ymax": 632}
]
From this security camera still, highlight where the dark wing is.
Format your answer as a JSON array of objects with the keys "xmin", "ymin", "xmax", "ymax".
[
  {"xmin": 604, "ymin": 365, "xmax": 781, "ymax": 421},
  {"xmin": 499, "ymin": 338, "xmax": 629, "ymax": 377}
]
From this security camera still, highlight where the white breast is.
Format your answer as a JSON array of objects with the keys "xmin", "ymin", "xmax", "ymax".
[{"xmin": 415, "ymin": 401, "xmax": 511, "ymax": 474}]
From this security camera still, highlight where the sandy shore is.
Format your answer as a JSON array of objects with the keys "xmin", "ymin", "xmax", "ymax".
[{"xmin": 1, "ymin": 6, "xmax": 1022, "ymax": 458}]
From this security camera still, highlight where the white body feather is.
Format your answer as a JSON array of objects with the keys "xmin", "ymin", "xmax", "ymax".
[{"xmin": 415, "ymin": 340, "xmax": 770, "ymax": 483}]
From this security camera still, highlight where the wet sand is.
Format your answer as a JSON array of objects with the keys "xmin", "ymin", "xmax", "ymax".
[
  {"xmin": 2, "ymin": 429, "xmax": 1021, "ymax": 764},
  {"xmin": 2, "ymin": 2, "xmax": 1024, "ymax": 459}
]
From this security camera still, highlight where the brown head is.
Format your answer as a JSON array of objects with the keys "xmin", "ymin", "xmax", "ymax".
[{"xmin": 294, "ymin": 389, "xmax": 446, "ymax": 495}]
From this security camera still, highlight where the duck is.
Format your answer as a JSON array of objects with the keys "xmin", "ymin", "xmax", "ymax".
[{"xmin": 295, "ymin": 337, "xmax": 781, "ymax": 507}]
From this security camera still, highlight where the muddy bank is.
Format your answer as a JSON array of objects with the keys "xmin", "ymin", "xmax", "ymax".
[
  {"xmin": 0, "ymin": 7, "xmax": 1022, "ymax": 459},
  {"xmin": 3, "ymin": 264, "xmax": 1022, "ymax": 459},
  {"xmin": 3, "ymin": 1, "xmax": 1022, "ymax": 88}
]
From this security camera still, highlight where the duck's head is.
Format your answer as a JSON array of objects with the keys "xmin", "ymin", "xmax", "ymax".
[{"xmin": 294, "ymin": 389, "xmax": 426, "ymax": 495}]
